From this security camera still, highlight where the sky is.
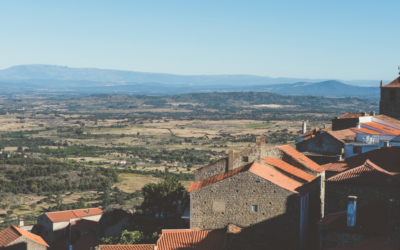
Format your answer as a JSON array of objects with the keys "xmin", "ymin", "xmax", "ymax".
[{"xmin": 0, "ymin": 0, "xmax": 399, "ymax": 80}]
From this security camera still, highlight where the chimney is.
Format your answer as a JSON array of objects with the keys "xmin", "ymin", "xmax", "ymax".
[
  {"xmin": 302, "ymin": 122, "xmax": 307, "ymax": 134},
  {"xmin": 361, "ymin": 111, "xmax": 366, "ymax": 117},
  {"xmin": 228, "ymin": 150, "xmax": 234, "ymax": 171},
  {"xmin": 370, "ymin": 111, "xmax": 375, "ymax": 116},
  {"xmin": 259, "ymin": 137, "xmax": 265, "ymax": 161},
  {"xmin": 336, "ymin": 155, "xmax": 342, "ymax": 161},
  {"xmin": 384, "ymin": 141, "xmax": 390, "ymax": 148},
  {"xmin": 356, "ymin": 123, "xmax": 361, "ymax": 129},
  {"xmin": 256, "ymin": 137, "xmax": 261, "ymax": 146},
  {"xmin": 18, "ymin": 218, "xmax": 24, "ymax": 227},
  {"xmin": 341, "ymin": 148, "xmax": 345, "ymax": 155},
  {"xmin": 347, "ymin": 196, "xmax": 357, "ymax": 227},
  {"xmin": 380, "ymin": 80, "xmax": 383, "ymax": 88}
]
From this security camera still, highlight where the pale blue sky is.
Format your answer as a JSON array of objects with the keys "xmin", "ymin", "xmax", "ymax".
[{"xmin": 1, "ymin": 0, "xmax": 399, "ymax": 80}]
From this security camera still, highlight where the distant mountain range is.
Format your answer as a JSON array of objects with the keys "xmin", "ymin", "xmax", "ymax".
[{"xmin": 0, "ymin": 64, "xmax": 386, "ymax": 99}]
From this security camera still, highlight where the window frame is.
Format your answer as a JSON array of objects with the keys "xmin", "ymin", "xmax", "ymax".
[{"xmin": 251, "ymin": 205, "xmax": 258, "ymax": 212}]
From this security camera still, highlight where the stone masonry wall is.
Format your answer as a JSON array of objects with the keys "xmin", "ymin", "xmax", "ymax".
[
  {"xmin": 380, "ymin": 87, "xmax": 400, "ymax": 119},
  {"xmin": 325, "ymin": 183, "xmax": 400, "ymax": 214},
  {"xmin": 320, "ymin": 230, "xmax": 373, "ymax": 249},
  {"xmin": 194, "ymin": 146, "xmax": 261, "ymax": 182},
  {"xmin": 296, "ymin": 133, "xmax": 344, "ymax": 156},
  {"xmin": 5, "ymin": 236, "xmax": 47, "ymax": 250},
  {"xmin": 190, "ymin": 171, "xmax": 302, "ymax": 247}
]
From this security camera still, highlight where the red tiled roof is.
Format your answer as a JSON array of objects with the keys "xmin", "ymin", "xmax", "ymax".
[
  {"xmin": 375, "ymin": 115, "xmax": 400, "ymax": 128},
  {"xmin": 337, "ymin": 113, "xmax": 369, "ymax": 119},
  {"xmin": 189, "ymin": 162, "xmax": 307, "ymax": 195},
  {"xmin": 326, "ymin": 129, "xmax": 356, "ymax": 143},
  {"xmin": 45, "ymin": 208, "xmax": 103, "ymax": 222},
  {"xmin": 326, "ymin": 160, "xmax": 400, "ymax": 186},
  {"xmin": 73, "ymin": 230, "xmax": 101, "ymax": 250},
  {"xmin": 324, "ymin": 200, "xmax": 389, "ymax": 234},
  {"xmin": 299, "ymin": 128, "xmax": 321, "ymax": 138},
  {"xmin": 324, "ymin": 237, "xmax": 400, "ymax": 250},
  {"xmin": 264, "ymin": 157, "xmax": 316, "ymax": 182},
  {"xmin": 99, "ymin": 245, "xmax": 155, "ymax": 250},
  {"xmin": 382, "ymin": 77, "xmax": 400, "ymax": 88},
  {"xmin": 349, "ymin": 127, "xmax": 386, "ymax": 135},
  {"xmin": 362, "ymin": 122, "xmax": 400, "ymax": 136},
  {"xmin": 0, "ymin": 225, "xmax": 49, "ymax": 247},
  {"xmin": 157, "ymin": 229, "xmax": 225, "ymax": 250},
  {"xmin": 277, "ymin": 145, "xmax": 325, "ymax": 172},
  {"xmin": 71, "ymin": 219, "xmax": 98, "ymax": 232},
  {"xmin": 322, "ymin": 146, "xmax": 400, "ymax": 174},
  {"xmin": 188, "ymin": 163, "xmax": 250, "ymax": 192}
]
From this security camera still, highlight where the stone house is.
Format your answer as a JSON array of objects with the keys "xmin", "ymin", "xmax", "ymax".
[
  {"xmin": 189, "ymin": 140, "xmax": 326, "ymax": 250},
  {"xmin": 297, "ymin": 112, "xmax": 400, "ymax": 163},
  {"xmin": 0, "ymin": 225, "xmax": 49, "ymax": 250},
  {"xmin": 325, "ymin": 160, "xmax": 400, "ymax": 214},
  {"xmin": 380, "ymin": 76, "xmax": 400, "ymax": 119},
  {"xmin": 35, "ymin": 208, "xmax": 103, "ymax": 243},
  {"xmin": 318, "ymin": 199, "xmax": 400, "ymax": 250}
]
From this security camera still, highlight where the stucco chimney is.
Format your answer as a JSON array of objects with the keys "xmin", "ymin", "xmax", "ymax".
[
  {"xmin": 356, "ymin": 123, "xmax": 361, "ymax": 129},
  {"xmin": 302, "ymin": 122, "xmax": 307, "ymax": 134},
  {"xmin": 18, "ymin": 218, "xmax": 24, "ymax": 227},
  {"xmin": 228, "ymin": 150, "xmax": 234, "ymax": 171},
  {"xmin": 361, "ymin": 111, "xmax": 367, "ymax": 117},
  {"xmin": 380, "ymin": 80, "xmax": 383, "ymax": 88},
  {"xmin": 384, "ymin": 141, "xmax": 390, "ymax": 148},
  {"xmin": 370, "ymin": 111, "xmax": 375, "ymax": 116},
  {"xmin": 347, "ymin": 196, "xmax": 357, "ymax": 227},
  {"xmin": 259, "ymin": 137, "xmax": 265, "ymax": 161},
  {"xmin": 336, "ymin": 155, "xmax": 342, "ymax": 161}
]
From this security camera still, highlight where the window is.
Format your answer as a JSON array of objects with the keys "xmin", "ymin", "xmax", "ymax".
[
  {"xmin": 251, "ymin": 205, "xmax": 258, "ymax": 212},
  {"xmin": 391, "ymin": 90, "xmax": 396, "ymax": 101},
  {"xmin": 242, "ymin": 156, "xmax": 249, "ymax": 162},
  {"xmin": 353, "ymin": 146, "xmax": 362, "ymax": 154}
]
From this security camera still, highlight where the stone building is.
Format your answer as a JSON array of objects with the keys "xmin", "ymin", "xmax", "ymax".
[
  {"xmin": 0, "ymin": 225, "xmax": 49, "ymax": 250},
  {"xmin": 189, "ymin": 140, "xmax": 326, "ymax": 250},
  {"xmin": 324, "ymin": 160, "xmax": 400, "ymax": 214},
  {"xmin": 35, "ymin": 208, "xmax": 103, "ymax": 243},
  {"xmin": 318, "ymin": 199, "xmax": 400, "ymax": 250},
  {"xmin": 296, "ymin": 113, "xmax": 400, "ymax": 163},
  {"xmin": 380, "ymin": 76, "xmax": 400, "ymax": 119}
]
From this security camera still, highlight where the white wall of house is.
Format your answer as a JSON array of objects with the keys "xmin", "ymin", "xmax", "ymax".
[{"xmin": 81, "ymin": 214, "xmax": 102, "ymax": 221}]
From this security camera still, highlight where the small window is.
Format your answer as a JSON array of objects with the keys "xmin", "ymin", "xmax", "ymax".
[
  {"xmin": 353, "ymin": 146, "xmax": 362, "ymax": 154},
  {"xmin": 242, "ymin": 156, "xmax": 249, "ymax": 162},
  {"xmin": 251, "ymin": 205, "xmax": 258, "ymax": 212},
  {"xmin": 317, "ymin": 138, "xmax": 323, "ymax": 144}
]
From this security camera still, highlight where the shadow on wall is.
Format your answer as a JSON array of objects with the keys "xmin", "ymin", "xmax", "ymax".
[
  {"xmin": 190, "ymin": 192, "xmax": 320, "ymax": 250},
  {"xmin": 3, "ymin": 242, "xmax": 28, "ymax": 250}
]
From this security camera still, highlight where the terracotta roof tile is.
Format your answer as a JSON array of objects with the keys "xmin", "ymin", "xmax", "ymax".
[
  {"xmin": 362, "ymin": 122, "xmax": 400, "ymax": 136},
  {"xmin": 99, "ymin": 245, "xmax": 155, "ymax": 250},
  {"xmin": 375, "ymin": 115, "xmax": 400, "ymax": 128},
  {"xmin": 324, "ymin": 237, "xmax": 400, "ymax": 250},
  {"xmin": 188, "ymin": 163, "xmax": 250, "ymax": 192},
  {"xmin": 382, "ymin": 77, "xmax": 400, "ymax": 88},
  {"xmin": 349, "ymin": 127, "xmax": 386, "ymax": 135},
  {"xmin": 326, "ymin": 160, "xmax": 400, "ymax": 186},
  {"xmin": 264, "ymin": 157, "xmax": 316, "ymax": 182},
  {"xmin": 71, "ymin": 219, "xmax": 98, "ymax": 232},
  {"xmin": 0, "ymin": 225, "xmax": 49, "ymax": 247},
  {"xmin": 299, "ymin": 126, "xmax": 332, "ymax": 139},
  {"xmin": 45, "ymin": 208, "xmax": 103, "ymax": 222},
  {"xmin": 189, "ymin": 162, "xmax": 308, "ymax": 195},
  {"xmin": 337, "ymin": 113, "xmax": 369, "ymax": 119},
  {"xmin": 326, "ymin": 129, "xmax": 356, "ymax": 143},
  {"xmin": 322, "ymin": 146, "xmax": 400, "ymax": 174},
  {"xmin": 73, "ymin": 230, "xmax": 101, "ymax": 250},
  {"xmin": 277, "ymin": 145, "xmax": 325, "ymax": 172},
  {"xmin": 324, "ymin": 200, "xmax": 389, "ymax": 234},
  {"xmin": 157, "ymin": 229, "xmax": 225, "ymax": 250}
]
